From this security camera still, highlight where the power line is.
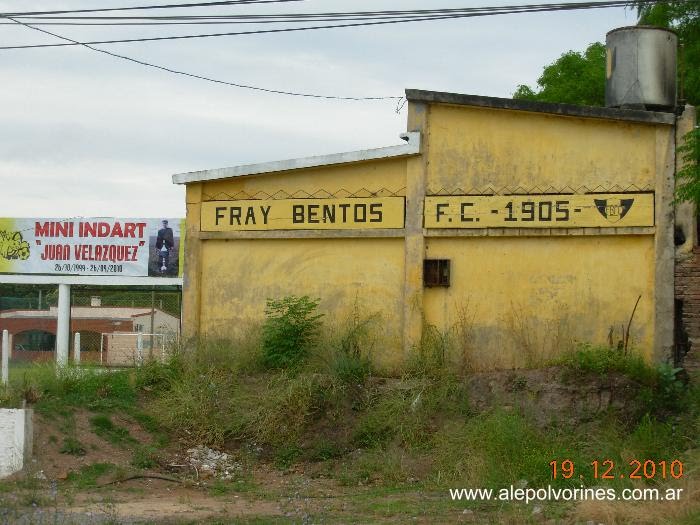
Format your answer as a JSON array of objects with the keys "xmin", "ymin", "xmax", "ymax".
[
  {"xmin": 0, "ymin": 1, "xmax": 661, "ymax": 26},
  {"xmin": 6, "ymin": 1, "xmax": 660, "ymax": 20},
  {"xmin": 0, "ymin": 1, "xmax": 677, "ymax": 50},
  {"xmin": 6, "ymin": 16, "xmax": 402, "ymax": 101},
  {"xmin": 2, "ymin": 0, "xmax": 684, "ymax": 101},
  {"xmin": 0, "ymin": 0, "xmax": 305, "ymax": 17}
]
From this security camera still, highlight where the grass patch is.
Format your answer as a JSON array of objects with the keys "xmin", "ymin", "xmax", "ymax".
[
  {"xmin": 273, "ymin": 445, "xmax": 303, "ymax": 469},
  {"xmin": 4, "ymin": 363, "xmax": 139, "ymax": 414},
  {"xmin": 562, "ymin": 343, "xmax": 656, "ymax": 382},
  {"xmin": 562, "ymin": 344, "xmax": 689, "ymax": 417},
  {"xmin": 131, "ymin": 445, "xmax": 161, "ymax": 469},
  {"xmin": 60, "ymin": 437, "xmax": 86, "ymax": 456},
  {"xmin": 66, "ymin": 463, "xmax": 117, "ymax": 489},
  {"xmin": 89, "ymin": 414, "xmax": 135, "ymax": 446},
  {"xmin": 431, "ymin": 410, "xmax": 558, "ymax": 488},
  {"xmin": 308, "ymin": 439, "xmax": 344, "ymax": 462},
  {"xmin": 353, "ymin": 376, "xmax": 469, "ymax": 450}
]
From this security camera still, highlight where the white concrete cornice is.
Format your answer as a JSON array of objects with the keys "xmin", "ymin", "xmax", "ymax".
[{"xmin": 172, "ymin": 132, "xmax": 421, "ymax": 185}]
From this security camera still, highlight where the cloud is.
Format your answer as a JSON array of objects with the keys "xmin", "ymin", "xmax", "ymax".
[{"xmin": 0, "ymin": 0, "xmax": 635, "ymax": 217}]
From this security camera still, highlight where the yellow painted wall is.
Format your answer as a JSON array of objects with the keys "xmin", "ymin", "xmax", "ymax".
[
  {"xmin": 199, "ymin": 238, "xmax": 406, "ymax": 371},
  {"xmin": 418, "ymin": 104, "xmax": 662, "ymax": 368},
  {"xmin": 202, "ymin": 157, "xmax": 407, "ymax": 200},
  {"xmin": 423, "ymin": 236, "xmax": 655, "ymax": 370},
  {"xmin": 426, "ymin": 104, "xmax": 657, "ymax": 192},
  {"xmin": 183, "ymin": 99, "xmax": 671, "ymax": 371}
]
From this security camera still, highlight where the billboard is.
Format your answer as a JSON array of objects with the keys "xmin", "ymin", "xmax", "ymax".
[{"xmin": 0, "ymin": 218, "xmax": 184, "ymax": 277}]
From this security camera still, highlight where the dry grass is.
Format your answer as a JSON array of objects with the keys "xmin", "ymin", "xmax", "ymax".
[{"xmin": 574, "ymin": 448, "xmax": 700, "ymax": 524}]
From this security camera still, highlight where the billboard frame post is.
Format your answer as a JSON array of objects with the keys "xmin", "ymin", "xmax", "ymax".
[
  {"xmin": 55, "ymin": 283, "xmax": 70, "ymax": 367},
  {"xmin": 1, "ymin": 329, "xmax": 8, "ymax": 386},
  {"xmin": 73, "ymin": 332, "xmax": 81, "ymax": 365}
]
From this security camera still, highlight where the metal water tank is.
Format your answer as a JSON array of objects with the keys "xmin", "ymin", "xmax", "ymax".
[{"xmin": 605, "ymin": 26, "xmax": 677, "ymax": 111}]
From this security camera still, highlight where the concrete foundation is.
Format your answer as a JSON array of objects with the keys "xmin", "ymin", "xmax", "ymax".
[{"xmin": 0, "ymin": 409, "xmax": 33, "ymax": 478}]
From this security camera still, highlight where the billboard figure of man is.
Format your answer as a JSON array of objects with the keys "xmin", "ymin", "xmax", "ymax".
[{"xmin": 156, "ymin": 220, "xmax": 174, "ymax": 273}]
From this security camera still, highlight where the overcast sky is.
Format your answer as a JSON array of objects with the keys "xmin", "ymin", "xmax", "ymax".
[{"xmin": 0, "ymin": 0, "xmax": 637, "ymax": 218}]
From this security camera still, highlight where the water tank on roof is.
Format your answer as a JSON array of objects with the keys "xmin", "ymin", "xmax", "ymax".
[{"xmin": 605, "ymin": 26, "xmax": 677, "ymax": 111}]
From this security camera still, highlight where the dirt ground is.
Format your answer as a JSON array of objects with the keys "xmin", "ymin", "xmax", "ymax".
[
  {"xmin": 2, "ymin": 411, "xmax": 489, "ymax": 524},
  {"xmin": 5, "ymin": 465, "xmax": 494, "ymax": 524},
  {"xmin": 2, "ymin": 374, "xmax": 698, "ymax": 525}
]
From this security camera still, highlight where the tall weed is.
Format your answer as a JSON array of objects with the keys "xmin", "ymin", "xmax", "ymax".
[{"xmin": 262, "ymin": 296, "xmax": 323, "ymax": 369}]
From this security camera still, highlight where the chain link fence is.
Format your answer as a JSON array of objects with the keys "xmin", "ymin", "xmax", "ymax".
[{"xmin": 0, "ymin": 284, "xmax": 181, "ymax": 367}]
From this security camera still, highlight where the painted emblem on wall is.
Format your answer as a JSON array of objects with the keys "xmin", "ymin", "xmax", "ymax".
[{"xmin": 594, "ymin": 198, "xmax": 635, "ymax": 223}]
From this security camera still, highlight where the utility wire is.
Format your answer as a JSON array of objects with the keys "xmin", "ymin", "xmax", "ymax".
[
  {"xmin": 3, "ymin": 0, "xmax": 687, "ymax": 101},
  {"xmin": 0, "ymin": 0, "xmax": 682, "ymax": 49},
  {"xmin": 0, "ymin": 0, "xmax": 305, "ymax": 17},
  {"xmin": 5, "ymin": 1, "xmax": 663, "ymax": 20},
  {"xmin": 5, "ymin": 16, "xmax": 401, "ymax": 101},
  {"xmin": 0, "ymin": 1, "xmax": 665, "ymax": 26}
]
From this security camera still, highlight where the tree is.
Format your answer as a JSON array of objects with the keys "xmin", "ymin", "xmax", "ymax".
[
  {"xmin": 513, "ymin": 42, "xmax": 606, "ymax": 106},
  {"xmin": 634, "ymin": 1, "xmax": 699, "ymax": 105},
  {"xmin": 677, "ymin": 123, "xmax": 700, "ymax": 207},
  {"xmin": 514, "ymin": 4, "xmax": 699, "ymax": 207},
  {"xmin": 634, "ymin": 2, "xmax": 699, "ymax": 207}
]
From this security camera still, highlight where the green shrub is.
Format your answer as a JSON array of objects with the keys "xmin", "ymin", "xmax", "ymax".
[
  {"xmin": 650, "ymin": 363, "xmax": 687, "ymax": 414},
  {"xmin": 262, "ymin": 296, "xmax": 324, "ymax": 369}
]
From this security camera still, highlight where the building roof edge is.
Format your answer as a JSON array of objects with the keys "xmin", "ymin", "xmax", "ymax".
[
  {"xmin": 172, "ymin": 132, "xmax": 421, "ymax": 185},
  {"xmin": 405, "ymin": 89, "xmax": 676, "ymax": 125}
]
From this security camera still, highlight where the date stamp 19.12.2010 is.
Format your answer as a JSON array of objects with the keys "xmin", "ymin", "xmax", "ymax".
[{"xmin": 549, "ymin": 459, "xmax": 684, "ymax": 481}]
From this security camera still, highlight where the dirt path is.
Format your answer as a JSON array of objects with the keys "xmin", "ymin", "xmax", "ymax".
[{"xmin": 1, "ymin": 473, "xmax": 478, "ymax": 525}]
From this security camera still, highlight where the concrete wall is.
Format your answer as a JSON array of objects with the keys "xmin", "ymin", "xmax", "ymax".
[
  {"xmin": 425, "ymin": 104, "xmax": 657, "ymax": 192},
  {"xmin": 182, "ymin": 158, "xmax": 409, "ymax": 371},
  {"xmin": 420, "ymin": 103, "xmax": 670, "ymax": 366},
  {"xmin": 181, "ymin": 96, "xmax": 678, "ymax": 371},
  {"xmin": 199, "ymin": 238, "xmax": 406, "ymax": 369},
  {"xmin": 0, "ymin": 409, "xmax": 32, "ymax": 478},
  {"xmin": 424, "ymin": 235, "xmax": 655, "ymax": 368}
]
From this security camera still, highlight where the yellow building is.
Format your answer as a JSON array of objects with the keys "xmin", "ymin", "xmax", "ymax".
[{"xmin": 173, "ymin": 90, "xmax": 696, "ymax": 371}]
